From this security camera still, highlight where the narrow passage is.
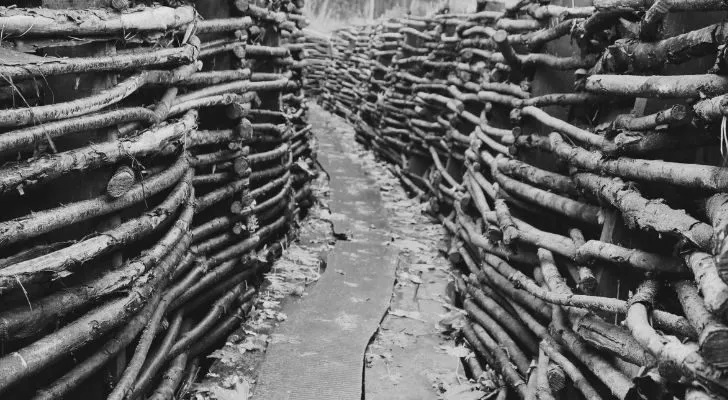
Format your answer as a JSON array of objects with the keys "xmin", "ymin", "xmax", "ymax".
[{"xmin": 252, "ymin": 104, "xmax": 461, "ymax": 399}]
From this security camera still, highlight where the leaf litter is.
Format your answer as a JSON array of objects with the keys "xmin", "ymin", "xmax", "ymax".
[
  {"xmin": 344, "ymin": 127, "xmax": 498, "ymax": 399},
  {"xmin": 188, "ymin": 166, "xmax": 335, "ymax": 400}
]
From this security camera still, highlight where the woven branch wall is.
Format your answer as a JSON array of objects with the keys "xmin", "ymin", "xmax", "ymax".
[
  {"xmin": 304, "ymin": 1, "xmax": 728, "ymax": 398},
  {"xmin": 0, "ymin": 0, "xmax": 314, "ymax": 398}
]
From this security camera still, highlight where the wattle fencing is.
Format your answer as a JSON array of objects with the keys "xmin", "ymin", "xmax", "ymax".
[
  {"xmin": 305, "ymin": 2, "xmax": 728, "ymax": 399},
  {"xmin": 0, "ymin": 1, "xmax": 313, "ymax": 399}
]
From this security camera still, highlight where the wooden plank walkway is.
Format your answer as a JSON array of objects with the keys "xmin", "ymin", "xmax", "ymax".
[{"xmin": 253, "ymin": 106, "xmax": 397, "ymax": 400}]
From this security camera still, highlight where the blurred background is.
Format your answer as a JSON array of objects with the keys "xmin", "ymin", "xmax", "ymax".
[{"xmin": 303, "ymin": 0, "xmax": 475, "ymax": 32}]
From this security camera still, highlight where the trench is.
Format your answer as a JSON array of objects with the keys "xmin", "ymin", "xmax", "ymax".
[{"xmin": 3, "ymin": 1, "xmax": 728, "ymax": 400}]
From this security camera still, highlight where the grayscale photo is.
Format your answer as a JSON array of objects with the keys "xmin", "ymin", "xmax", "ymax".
[{"xmin": 0, "ymin": 0, "xmax": 725, "ymax": 399}]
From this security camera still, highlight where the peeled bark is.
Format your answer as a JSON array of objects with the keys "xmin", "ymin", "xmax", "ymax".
[
  {"xmin": 518, "ymin": 132, "xmax": 728, "ymax": 192},
  {"xmin": 611, "ymin": 105, "xmax": 689, "ymax": 131},
  {"xmin": 0, "ymin": 108, "xmax": 158, "ymax": 155},
  {"xmin": 0, "ymin": 6, "xmax": 195, "ymax": 37},
  {"xmin": 0, "ymin": 155, "xmax": 188, "ymax": 249},
  {"xmin": 0, "ymin": 72, "xmax": 149, "ymax": 127},
  {"xmin": 196, "ymin": 17, "xmax": 254, "ymax": 33},
  {"xmin": 567, "ymin": 229, "xmax": 598, "ymax": 294},
  {"xmin": 494, "ymin": 194, "xmax": 519, "ymax": 245},
  {"xmin": 510, "ymin": 19, "xmax": 581, "ymax": 50},
  {"xmin": 684, "ymin": 252, "xmax": 728, "ymax": 319},
  {"xmin": 520, "ymin": 106, "xmax": 607, "ymax": 148},
  {"xmin": 453, "ymin": 213, "xmax": 540, "ymax": 266},
  {"xmin": 575, "ymin": 240, "xmax": 688, "ymax": 274},
  {"xmin": 493, "ymin": 164, "xmax": 601, "ymax": 224},
  {"xmin": 586, "ymin": 74, "xmax": 728, "ymax": 99},
  {"xmin": 573, "ymin": 172, "xmax": 713, "ymax": 250},
  {"xmin": 495, "ymin": 156, "xmax": 580, "ymax": 197},
  {"xmin": 0, "ymin": 170, "xmax": 193, "ymax": 294},
  {"xmin": 600, "ymin": 23, "xmax": 728, "ymax": 73},
  {"xmin": 674, "ymin": 280, "xmax": 728, "ymax": 367},
  {"xmin": 0, "ymin": 43, "xmax": 198, "ymax": 81},
  {"xmin": 702, "ymin": 194, "xmax": 728, "ymax": 283},
  {"xmin": 169, "ymin": 93, "xmax": 256, "ymax": 117},
  {"xmin": 519, "ymin": 93, "xmax": 610, "ymax": 108},
  {"xmin": 593, "ymin": 0, "xmax": 727, "ymax": 10},
  {"xmin": 0, "ymin": 111, "xmax": 196, "ymax": 194}
]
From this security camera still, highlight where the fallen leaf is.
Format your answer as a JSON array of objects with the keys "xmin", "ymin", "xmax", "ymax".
[
  {"xmin": 209, "ymin": 379, "xmax": 251, "ymax": 400},
  {"xmin": 438, "ymin": 309, "xmax": 467, "ymax": 332},
  {"xmin": 238, "ymin": 336, "xmax": 267, "ymax": 353},
  {"xmin": 389, "ymin": 309, "xmax": 427, "ymax": 322},
  {"xmin": 207, "ymin": 347, "xmax": 245, "ymax": 365},
  {"xmin": 440, "ymin": 345, "xmax": 470, "ymax": 358}
]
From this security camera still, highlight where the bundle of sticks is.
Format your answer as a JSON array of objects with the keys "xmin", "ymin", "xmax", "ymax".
[
  {"xmin": 0, "ymin": 1, "xmax": 313, "ymax": 399},
  {"xmin": 306, "ymin": 0, "xmax": 728, "ymax": 399},
  {"xmin": 301, "ymin": 29, "xmax": 332, "ymax": 97}
]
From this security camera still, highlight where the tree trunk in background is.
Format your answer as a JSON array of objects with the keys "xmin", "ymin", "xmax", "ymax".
[{"xmin": 317, "ymin": 0, "xmax": 331, "ymax": 20}]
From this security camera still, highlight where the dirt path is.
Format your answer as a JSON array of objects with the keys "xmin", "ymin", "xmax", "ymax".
[{"xmin": 190, "ymin": 104, "xmax": 468, "ymax": 400}]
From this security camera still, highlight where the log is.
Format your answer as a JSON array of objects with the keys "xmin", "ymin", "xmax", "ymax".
[
  {"xmin": 517, "ymin": 132, "xmax": 728, "ymax": 192},
  {"xmin": 0, "ymin": 43, "xmax": 198, "ymax": 81},
  {"xmin": 0, "ymin": 186, "xmax": 193, "ymax": 394},
  {"xmin": 0, "ymin": 111, "xmax": 196, "ymax": 194},
  {"xmin": 0, "ymin": 170, "xmax": 193, "ymax": 294},
  {"xmin": 106, "ymin": 165, "xmax": 136, "ymax": 198},
  {"xmin": 0, "ymin": 6, "xmax": 195, "ymax": 37},
  {"xmin": 626, "ymin": 280, "xmax": 728, "ymax": 396},
  {"xmin": 0, "ymin": 155, "xmax": 188, "ymax": 249},
  {"xmin": 674, "ymin": 280, "xmax": 728, "ymax": 367},
  {"xmin": 573, "ymin": 173, "xmax": 712, "ymax": 250}
]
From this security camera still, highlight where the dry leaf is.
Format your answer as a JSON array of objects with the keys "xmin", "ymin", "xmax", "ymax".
[
  {"xmin": 389, "ymin": 309, "xmax": 427, "ymax": 322},
  {"xmin": 207, "ymin": 347, "xmax": 245, "ymax": 365},
  {"xmin": 209, "ymin": 379, "xmax": 251, "ymax": 400},
  {"xmin": 440, "ymin": 345, "xmax": 470, "ymax": 358}
]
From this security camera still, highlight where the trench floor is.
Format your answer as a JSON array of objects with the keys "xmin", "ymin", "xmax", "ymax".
[{"xmin": 192, "ymin": 104, "xmax": 467, "ymax": 400}]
